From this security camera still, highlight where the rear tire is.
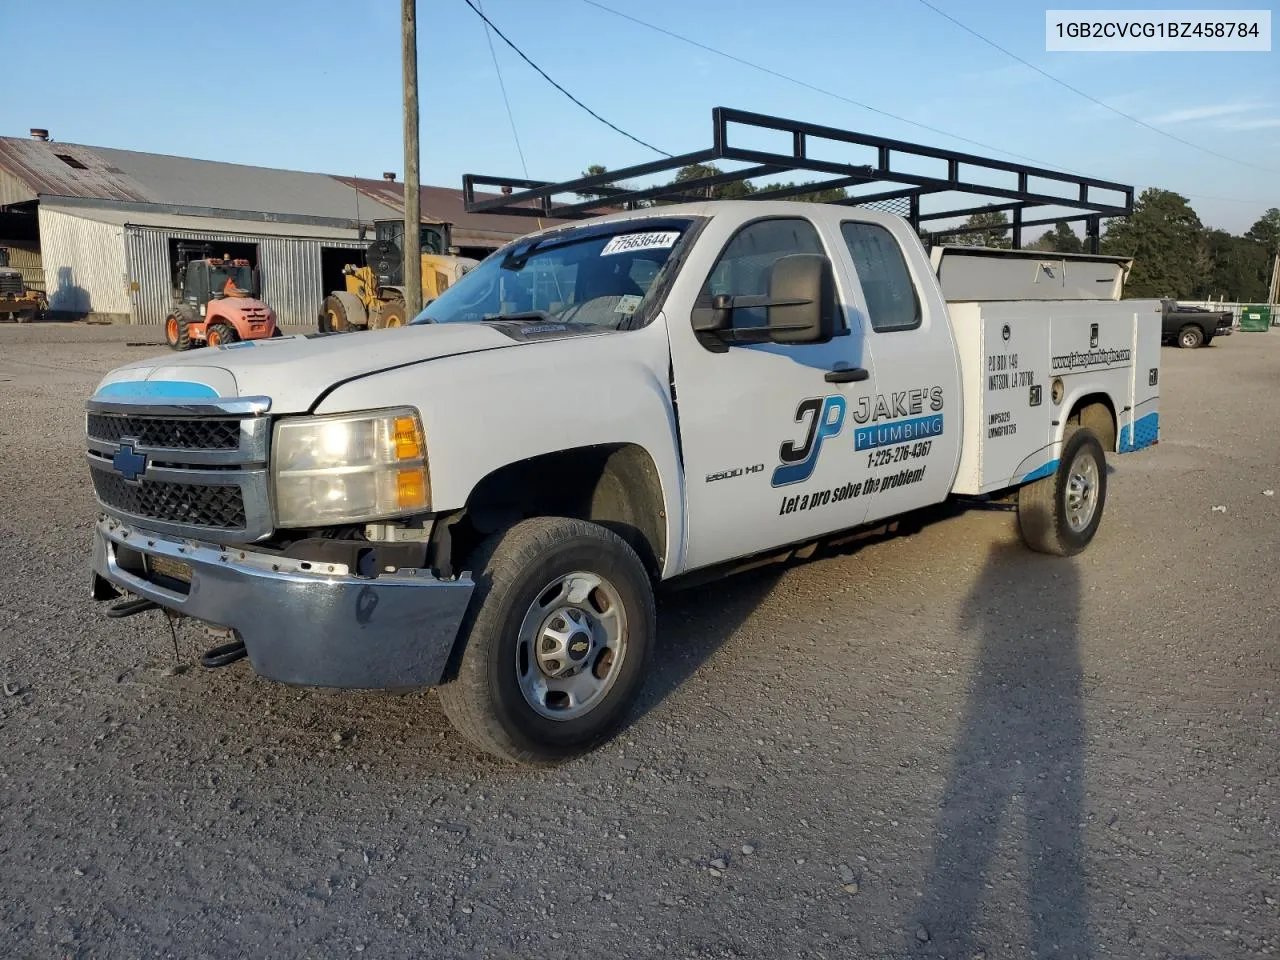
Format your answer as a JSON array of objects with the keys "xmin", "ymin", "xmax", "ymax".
[
  {"xmin": 436, "ymin": 517, "xmax": 655, "ymax": 765},
  {"xmin": 1178, "ymin": 324, "xmax": 1204, "ymax": 348},
  {"xmin": 1075, "ymin": 402, "xmax": 1115, "ymax": 453},
  {"xmin": 205, "ymin": 322, "xmax": 238, "ymax": 347},
  {"xmin": 165, "ymin": 312, "xmax": 191, "ymax": 351},
  {"xmin": 1016, "ymin": 428, "xmax": 1107, "ymax": 557},
  {"xmin": 374, "ymin": 298, "xmax": 408, "ymax": 330}
]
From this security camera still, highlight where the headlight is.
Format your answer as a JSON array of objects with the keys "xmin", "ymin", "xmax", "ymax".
[{"xmin": 273, "ymin": 408, "xmax": 429, "ymax": 526}]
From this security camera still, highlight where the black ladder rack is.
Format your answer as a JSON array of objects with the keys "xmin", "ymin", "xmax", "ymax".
[{"xmin": 461, "ymin": 107, "xmax": 1134, "ymax": 252}]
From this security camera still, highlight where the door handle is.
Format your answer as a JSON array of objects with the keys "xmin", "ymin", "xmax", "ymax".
[{"xmin": 824, "ymin": 366, "xmax": 869, "ymax": 383}]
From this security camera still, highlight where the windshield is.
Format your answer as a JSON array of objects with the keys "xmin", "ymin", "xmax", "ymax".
[
  {"xmin": 210, "ymin": 265, "xmax": 253, "ymax": 296},
  {"xmin": 412, "ymin": 219, "xmax": 694, "ymax": 329}
]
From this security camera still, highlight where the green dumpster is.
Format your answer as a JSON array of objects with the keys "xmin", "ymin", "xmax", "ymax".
[{"xmin": 1239, "ymin": 305, "xmax": 1272, "ymax": 332}]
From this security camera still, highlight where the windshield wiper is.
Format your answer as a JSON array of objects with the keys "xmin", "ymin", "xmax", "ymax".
[{"xmin": 484, "ymin": 310, "xmax": 559, "ymax": 324}]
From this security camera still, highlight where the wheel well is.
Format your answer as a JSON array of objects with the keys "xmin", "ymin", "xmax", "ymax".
[
  {"xmin": 447, "ymin": 444, "xmax": 668, "ymax": 578},
  {"xmin": 1067, "ymin": 393, "xmax": 1117, "ymax": 451}
]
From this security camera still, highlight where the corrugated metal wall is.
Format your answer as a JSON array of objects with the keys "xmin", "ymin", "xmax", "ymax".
[
  {"xmin": 4, "ymin": 243, "xmax": 45, "ymax": 292},
  {"xmin": 0, "ymin": 168, "xmax": 36, "ymax": 207},
  {"xmin": 124, "ymin": 225, "xmax": 366, "ymax": 326},
  {"xmin": 38, "ymin": 208, "xmax": 129, "ymax": 314}
]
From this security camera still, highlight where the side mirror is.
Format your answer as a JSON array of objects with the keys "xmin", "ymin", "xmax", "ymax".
[
  {"xmin": 691, "ymin": 253, "xmax": 838, "ymax": 344},
  {"xmin": 767, "ymin": 253, "xmax": 836, "ymax": 344}
]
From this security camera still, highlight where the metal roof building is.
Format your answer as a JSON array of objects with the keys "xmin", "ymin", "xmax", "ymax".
[{"xmin": 0, "ymin": 133, "xmax": 551, "ymax": 326}]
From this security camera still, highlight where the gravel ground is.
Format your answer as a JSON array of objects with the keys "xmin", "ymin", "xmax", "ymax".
[{"xmin": 1, "ymin": 322, "xmax": 1277, "ymax": 959}]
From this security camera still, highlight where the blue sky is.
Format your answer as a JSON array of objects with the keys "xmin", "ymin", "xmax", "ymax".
[{"xmin": 6, "ymin": 0, "xmax": 1277, "ymax": 233}]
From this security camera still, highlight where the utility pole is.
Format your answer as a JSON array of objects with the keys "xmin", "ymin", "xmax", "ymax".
[
  {"xmin": 401, "ymin": 0, "xmax": 422, "ymax": 317},
  {"xmin": 1269, "ymin": 253, "xmax": 1280, "ymax": 308}
]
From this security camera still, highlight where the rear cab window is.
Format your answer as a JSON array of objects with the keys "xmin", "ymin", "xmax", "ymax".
[{"xmin": 840, "ymin": 221, "xmax": 921, "ymax": 333}]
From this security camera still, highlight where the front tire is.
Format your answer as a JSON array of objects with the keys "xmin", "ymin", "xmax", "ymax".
[
  {"xmin": 1178, "ymin": 324, "xmax": 1205, "ymax": 348},
  {"xmin": 1016, "ymin": 428, "xmax": 1107, "ymax": 557},
  {"xmin": 437, "ymin": 517, "xmax": 655, "ymax": 765},
  {"xmin": 205, "ymin": 322, "xmax": 238, "ymax": 347},
  {"xmin": 165, "ymin": 312, "xmax": 191, "ymax": 351}
]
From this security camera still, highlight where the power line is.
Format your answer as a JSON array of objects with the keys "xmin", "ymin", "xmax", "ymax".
[
  {"xmin": 580, "ymin": 0, "xmax": 1068, "ymax": 170},
  {"xmin": 912, "ymin": 0, "xmax": 1278, "ymax": 175},
  {"xmin": 580, "ymin": 0, "xmax": 1270, "ymax": 210},
  {"xmin": 460, "ymin": 0, "xmax": 670, "ymax": 157},
  {"xmin": 475, "ymin": 0, "xmax": 530, "ymax": 178}
]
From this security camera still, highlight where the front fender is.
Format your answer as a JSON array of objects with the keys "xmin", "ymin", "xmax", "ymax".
[{"xmin": 314, "ymin": 321, "xmax": 687, "ymax": 577}]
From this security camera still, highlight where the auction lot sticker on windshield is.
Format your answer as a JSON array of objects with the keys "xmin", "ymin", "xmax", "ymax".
[{"xmin": 601, "ymin": 232, "xmax": 680, "ymax": 256}]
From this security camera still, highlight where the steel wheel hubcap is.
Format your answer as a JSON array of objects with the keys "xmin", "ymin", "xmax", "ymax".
[
  {"xmin": 1065, "ymin": 451, "xmax": 1100, "ymax": 532},
  {"xmin": 516, "ymin": 571, "xmax": 627, "ymax": 720}
]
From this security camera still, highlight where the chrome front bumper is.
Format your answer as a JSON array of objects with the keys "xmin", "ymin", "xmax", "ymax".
[{"xmin": 91, "ymin": 517, "xmax": 474, "ymax": 689}]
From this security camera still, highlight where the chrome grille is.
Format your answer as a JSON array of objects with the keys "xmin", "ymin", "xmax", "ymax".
[
  {"xmin": 85, "ymin": 395, "xmax": 273, "ymax": 543},
  {"xmin": 87, "ymin": 414, "xmax": 241, "ymax": 450},
  {"xmin": 91, "ymin": 470, "xmax": 247, "ymax": 529}
]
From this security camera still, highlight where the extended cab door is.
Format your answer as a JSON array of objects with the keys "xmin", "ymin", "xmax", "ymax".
[
  {"xmin": 664, "ymin": 214, "xmax": 876, "ymax": 572},
  {"xmin": 831, "ymin": 217, "xmax": 962, "ymax": 524}
]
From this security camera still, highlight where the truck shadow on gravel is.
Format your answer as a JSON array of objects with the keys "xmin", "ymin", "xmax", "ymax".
[
  {"xmin": 634, "ymin": 503, "xmax": 964, "ymax": 719},
  {"xmin": 910, "ymin": 542, "xmax": 1091, "ymax": 958}
]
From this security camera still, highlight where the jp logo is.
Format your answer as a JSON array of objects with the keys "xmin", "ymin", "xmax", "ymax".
[
  {"xmin": 772, "ymin": 396, "xmax": 846, "ymax": 487},
  {"xmin": 772, "ymin": 388, "xmax": 946, "ymax": 487}
]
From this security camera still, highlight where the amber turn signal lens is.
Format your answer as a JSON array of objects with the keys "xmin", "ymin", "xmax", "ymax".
[
  {"xmin": 393, "ymin": 416, "xmax": 422, "ymax": 460},
  {"xmin": 396, "ymin": 467, "xmax": 429, "ymax": 510}
]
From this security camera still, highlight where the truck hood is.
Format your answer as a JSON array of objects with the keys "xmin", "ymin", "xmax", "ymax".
[{"xmin": 92, "ymin": 324, "xmax": 526, "ymax": 413}]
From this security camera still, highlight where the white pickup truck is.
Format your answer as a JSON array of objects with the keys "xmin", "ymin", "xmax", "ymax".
[{"xmin": 87, "ymin": 200, "xmax": 1160, "ymax": 763}]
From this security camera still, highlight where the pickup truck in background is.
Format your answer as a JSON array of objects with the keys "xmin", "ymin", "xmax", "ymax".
[
  {"xmin": 1161, "ymin": 298, "xmax": 1233, "ymax": 348},
  {"xmin": 85, "ymin": 201, "xmax": 1162, "ymax": 764}
]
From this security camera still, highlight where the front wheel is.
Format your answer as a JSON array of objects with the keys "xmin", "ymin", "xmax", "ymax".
[
  {"xmin": 1178, "ymin": 324, "xmax": 1205, "ymax": 348},
  {"xmin": 205, "ymin": 322, "xmax": 238, "ymax": 347},
  {"xmin": 436, "ymin": 517, "xmax": 655, "ymax": 765},
  {"xmin": 1016, "ymin": 428, "xmax": 1107, "ymax": 557}
]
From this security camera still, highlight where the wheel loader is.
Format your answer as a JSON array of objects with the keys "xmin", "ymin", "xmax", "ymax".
[{"xmin": 319, "ymin": 219, "xmax": 478, "ymax": 332}]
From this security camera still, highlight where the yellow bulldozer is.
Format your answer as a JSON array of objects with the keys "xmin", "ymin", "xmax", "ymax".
[{"xmin": 320, "ymin": 218, "xmax": 478, "ymax": 332}]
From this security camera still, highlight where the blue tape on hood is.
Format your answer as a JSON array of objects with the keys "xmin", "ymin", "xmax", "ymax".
[{"xmin": 95, "ymin": 380, "xmax": 221, "ymax": 400}]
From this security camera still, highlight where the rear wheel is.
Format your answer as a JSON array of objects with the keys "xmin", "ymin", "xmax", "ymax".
[
  {"xmin": 377, "ymin": 298, "xmax": 407, "ymax": 329},
  {"xmin": 1016, "ymin": 428, "xmax": 1107, "ymax": 557},
  {"xmin": 165, "ymin": 312, "xmax": 191, "ymax": 351},
  {"xmin": 1178, "ymin": 324, "xmax": 1204, "ymax": 348},
  {"xmin": 205, "ymin": 322, "xmax": 238, "ymax": 347},
  {"xmin": 437, "ymin": 517, "xmax": 655, "ymax": 765},
  {"xmin": 1074, "ymin": 402, "xmax": 1115, "ymax": 453}
]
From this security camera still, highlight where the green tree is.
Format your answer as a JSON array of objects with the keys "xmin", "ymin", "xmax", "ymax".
[
  {"xmin": 1245, "ymin": 207, "xmax": 1280, "ymax": 258},
  {"xmin": 576, "ymin": 164, "xmax": 613, "ymax": 200},
  {"xmin": 666, "ymin": 163, "xmax": 756, "ymax": 201},
  {"xmin": 660, "ymin": 165, "xmax": 847, "ymax": 204},
  {"xmin": 1201, "ymin": 229, "xmax": 1271, "ymax": 302},
  {"xmin": 1101, "ymin": 188, "xmax": 1205, "ymax": 298},
  {"xmin": 1030, "ymin": 221, "xmax": 1084, "ymax": 254},
  {"xmin": 952, "ymin": 210, "xmax": 1011, "ymax": 248},
  {"xmin": 756, "ymin": 181, "xmax": 849, "ymax": 203}
]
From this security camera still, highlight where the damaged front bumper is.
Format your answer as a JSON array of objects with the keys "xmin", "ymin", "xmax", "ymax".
[{"xmin": 91, "ymin": 517, "xmax": 474, "ymax": 689}]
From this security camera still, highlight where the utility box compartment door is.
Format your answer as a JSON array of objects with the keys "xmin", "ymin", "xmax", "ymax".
[
  {"xmin": 1121, "ymin": 302, "xmax": 1162, "ymax": 451},
  {"xmin": 950, "ymin": 302, "xmax": 1053, "ymax": 495}
]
